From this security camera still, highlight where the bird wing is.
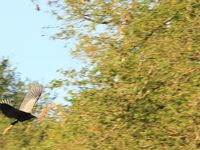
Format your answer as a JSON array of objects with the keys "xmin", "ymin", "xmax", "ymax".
[
  {"xmin": 19, "ymin": 84, "xmax": 43, "ymax": 113},
  {"xmin": 0, "ymin": 99, "xmax": 12, "ymax": 105},
  {"xmin": 0, "ymin": 104, "xmax": 35, "ymax": 121}
]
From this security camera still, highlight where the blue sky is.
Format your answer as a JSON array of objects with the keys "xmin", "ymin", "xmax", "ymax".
[{"xmin": 0, "ymin": 0, "xmax": 82, "ymax": 85}]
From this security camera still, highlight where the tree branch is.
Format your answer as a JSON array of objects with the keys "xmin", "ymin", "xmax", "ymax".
[
  {"xmin": 82, "ymin": 14, "xmax": 110, "ymax": 24},
  {"xmin": 131, "ymin": 3, "xmax": 200, "ymax": 51},
  {"xmin": 37, "ymin": 104, "xmax": 58, "ymax": 123}
]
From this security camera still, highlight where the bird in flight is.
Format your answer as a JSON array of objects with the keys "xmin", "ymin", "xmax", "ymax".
[{"xmin": 0, "ymin": 83, "xmax": 43, "ymax": 134}]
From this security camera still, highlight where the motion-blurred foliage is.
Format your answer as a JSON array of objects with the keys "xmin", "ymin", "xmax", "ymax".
[{"xmin": 1, "ymin": 0, "xmax": 200, "ymax": 149}]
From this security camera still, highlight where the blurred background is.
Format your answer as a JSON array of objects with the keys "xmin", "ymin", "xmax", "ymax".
[{"xmin": 0, "ymin": 0, "xmax": 199, "ymax": 149}]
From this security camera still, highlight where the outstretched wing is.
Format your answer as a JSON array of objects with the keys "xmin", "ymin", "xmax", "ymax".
[
  {"xmin": 19, "ymin": 84, "xmax": 43, "ymax": 113},
  {"xmin": 0, "ymin": 104, "xmax": 36, "ymax": 121},
  {"xmin": 0, "ymin": 99, "xmax": 12, "ymax": 105}
]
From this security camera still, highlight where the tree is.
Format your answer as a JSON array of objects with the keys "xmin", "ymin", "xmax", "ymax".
[
  {"xmin": 49, "ymin": 0, "xmax": 200, "ymax": 149},
  {"xmin": 0, "ymin": 58, "xmax": 25, "ymax": 107},
  {"xmin": 0, "ymin": 58, "xmax": 25, "ymax": 147}
]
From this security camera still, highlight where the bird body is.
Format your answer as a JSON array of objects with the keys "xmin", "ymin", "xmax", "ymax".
[
  {"xmin": 0, "ymin": 83, "xmax": 43, "ymax": 126},
  {"xmin": 0, "ymin": 104, "xmax": 36, "ymax": 122}
]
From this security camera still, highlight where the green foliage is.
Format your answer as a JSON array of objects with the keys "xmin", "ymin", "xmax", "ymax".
[
  {"xmin": 0, "ymin": 58, "xmax": 25, "ymax": 147},
  {"xmin": 48, "ymin": 0, "xmax": 200, "ymax": 149},
  {"xmin": 0, "ymin": 58, "xmax": 25, "ymax": 106}
]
